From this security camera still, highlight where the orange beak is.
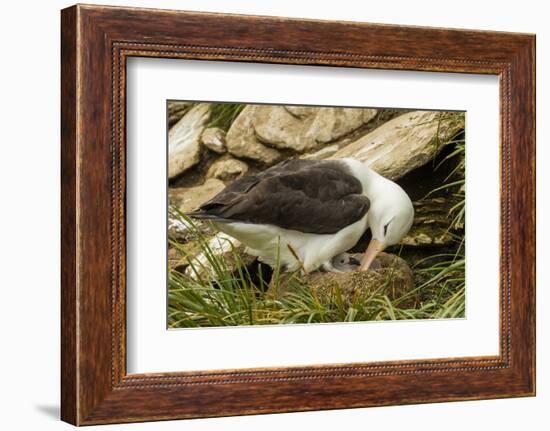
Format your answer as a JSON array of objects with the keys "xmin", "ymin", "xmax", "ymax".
[{"xmin": 359, "ymin": 239, "xmax": 386, "ymax": 272}]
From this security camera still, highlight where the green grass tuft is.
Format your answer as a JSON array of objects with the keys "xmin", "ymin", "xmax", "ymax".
[
  {"xmin": 168, "ymin": 213, "xmax": 465, "ymax": 328},
  {"xmin": 206, "ymin": 103, "xmax": 245, "ymax": 131}
]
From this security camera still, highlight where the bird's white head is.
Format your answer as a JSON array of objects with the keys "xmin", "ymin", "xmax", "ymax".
[{"xmin": 343, "ymin": 158, "xmax": 414, "ymax": 271}]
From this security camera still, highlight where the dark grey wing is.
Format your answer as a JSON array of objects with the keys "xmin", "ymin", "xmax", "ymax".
[{"xmin": 189, "ymin": 160, "xmax": 370, "ymax": 234}]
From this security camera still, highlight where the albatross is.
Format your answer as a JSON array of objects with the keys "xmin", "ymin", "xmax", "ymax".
[{"xmin": 188, "ymin": 158, "xmax": 414, "ymax": 273}]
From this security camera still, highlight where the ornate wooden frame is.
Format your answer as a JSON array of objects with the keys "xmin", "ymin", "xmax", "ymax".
[{"xmin": 61, "ymin": 4, "xmax": 536, "ymax": 425}]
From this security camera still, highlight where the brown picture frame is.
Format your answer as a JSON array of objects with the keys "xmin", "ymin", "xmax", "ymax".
[{"xmin": 61, "ymin": 4, "xmax": 536, "ymax": 425}]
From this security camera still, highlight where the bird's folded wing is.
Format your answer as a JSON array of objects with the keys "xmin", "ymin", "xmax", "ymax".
[{"xmin": 196, "ymin": 162, "xmax": 370, "ymax": 234}]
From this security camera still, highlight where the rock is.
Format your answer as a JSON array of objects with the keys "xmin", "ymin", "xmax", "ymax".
[
  {"xmin": 274, "ymin": 252, "xmax": 418, "ymax": 308},
  {"xmin": 401, "ymin": 229, "xmax": 454, "ymax": 247},
  {"xmin": 201, "ymin": 127, "xmax": 227, "ymax": 153},
  {"xmin": 300, "ymin": 144, "xmax": 340, "ymax": 160},
  {"xmin": 206, "ymin": 156, "xmax": 249, "ymax": 181},
  {"xmin": 226, "ymin": 106, "xmax": 283, "ymax": 164},
  {"xmin": 400, "ymin": 197, "xmax": 461, "ymax": 247},
  {"xmin": 167, "ymin": 207, "xmax": 193, "ymax": 242},
  {"xmin": 168, "ymin": 103, "xmax": 211, "ymax": 179},
  {"xmin": 168, "ymin": 246, "xmax": 187, "ymax": 271},
  {"xmin": 332, "ymin": 111, "xmax": 464, "ymax": 181},
  {"xmin": 184, "ymin": 233, "xmax": 256, "ymax": 280},
  {"xmin": 254, "ymin": 106, "xmax": 378, "ymax": 152},
  {"xmin": 168, "ymin": 101, "xmax": 193, "ymax": 127},
  {"xmin": 226, "ymin": 105, "xmax": 377, "ymax": 163},
  {"xmin": 169, "ymin": 178, "xmax": 225, "ymax": 213}
]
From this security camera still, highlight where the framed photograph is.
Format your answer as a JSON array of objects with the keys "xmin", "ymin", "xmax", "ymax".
[{"xmin": 61, "ymin": 4, "xmax": 535, "ymax": 425}]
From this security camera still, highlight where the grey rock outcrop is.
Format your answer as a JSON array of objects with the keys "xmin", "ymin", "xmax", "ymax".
[
  {"xmin": 206, "ymin": 156, "xmax": 249, "ymax": 181},
  {"xmin": 168, "ymin": 101, "xmax": 193, "ymax": 127},
  {"xmin": 226, "ymin": 105, "xmax": 377, "ymax": 164},
  {"xmin": 168, "ymin": 103, "xmax": 210, "ymax": 178},
  {"xmin": 201, "ymin": 127, "xmax": 227, "ymax": 154},
  {"xmin": 332, "ymin": 111, "xmax": 464, "ymax": 180},
  {"xmin": 169, "ymin": 178, "xmax": 225, "ymax": 213},
  {"xmin": 184, "ymin": 233, "xmax": 256, "ymax": 280}
]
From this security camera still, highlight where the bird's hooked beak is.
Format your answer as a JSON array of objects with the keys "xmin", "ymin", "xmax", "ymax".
[{"xmin": 359, "ymin": 239, "xmax": 386, "ymax": 271}]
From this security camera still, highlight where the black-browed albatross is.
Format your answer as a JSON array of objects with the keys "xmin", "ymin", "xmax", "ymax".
[{"xmin": 188, "ymin": 158, "xmax": 414, "ymax": 273}]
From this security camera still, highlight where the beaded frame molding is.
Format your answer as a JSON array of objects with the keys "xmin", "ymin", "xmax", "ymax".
[{"xmin": 61, "ymin": 4, "xmax": 535, "ymax": 425}]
